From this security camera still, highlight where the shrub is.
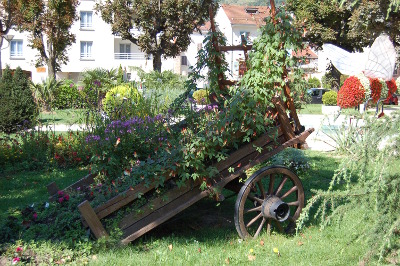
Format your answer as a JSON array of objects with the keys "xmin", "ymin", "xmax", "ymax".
[
  {"xmin": 0, "ymin": 66, "xmax": 38, "ymax": 133},
  {"xmin": 103, "ymin": 84, "xmax": 149, "ymax": 120},
  {"xmin": 192, "ymin": 89, "xmax": 209, "ymax": 104},
  {"xmin": 307, "ymin": 77, "xmax": 321, "ymax": 88},
  {"xmin": 53, "ymin": 80, "xmax": 82, "ymax": 109},
  {"xmin": 322, "ymin": 90, "xmax": 337, "ymax": 106}
]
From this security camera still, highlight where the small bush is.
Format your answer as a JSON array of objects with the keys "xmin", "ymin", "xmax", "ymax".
[
  {"xmin": 307, "ymin": 77, "xmax": 321, "ymax": 88},
  {"xmin": 192, "ymin": 89, "xmax": 209, "ymax": 104},
  {"xmin": 0, "ymin": 66, "xmax": 38, "ymax": 133},
  {"xmin": 53, "ymin": 80, "xmax": 82, "ymax": 109},
  {"xmin": 103, "ymin": 84, "xmax": 149, "ymax": 119},
  {"xmin": 322, "ymin": 90, "xmax": 338, "ymax": 106}
]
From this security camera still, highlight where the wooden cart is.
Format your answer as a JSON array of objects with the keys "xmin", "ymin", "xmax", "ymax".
[{"xmin": 47, "ymin": 7, "xmax": 314, "ymax": 243}]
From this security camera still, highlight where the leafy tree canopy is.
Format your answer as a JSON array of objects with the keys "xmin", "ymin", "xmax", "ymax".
[
  {"xmin": 96, "ymin": 0, "xmax": 217, "ymax": 72},
  {"xmin": 17, "ymin": 0, "xmax": 79, "ymax": 78},
  {"xmin": 286, "ymin": 0, "xmax": 400, "ymax": 51}
]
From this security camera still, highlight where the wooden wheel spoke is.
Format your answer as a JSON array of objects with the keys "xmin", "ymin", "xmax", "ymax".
[
  {"xmin": 246, "ymin": 213, "xmax": 262, "ymax": 228},
  {"xmin": 244, "ymin": 206, "xmax": 262, "ymax": 213},
  {"xmin": 274, "ymin": 177, "xmax": 288, "ymax": 196},
  {"xmin": 254, "ymin": 217, "xmax": 266, "ymax": 238},
  {"xmin": 281, "ymin": 186, "xmax": 298, "ymax": 200},
  {"xmin": 247, "ymin": 194, "xmax": 264, "ymax": 204},
  {"xmin": 257, "ymin": 180, "xmax": 266, "ymax": 199},
  {"xmin": 268, "ymin": 174, "xmax": 275, "ymax": 195},
  {"xmin": 287, "ymin": 201, "xmax": 299, "ymax": 206},
  {"xmin": 273, "ymin": 219, "xmax": 284, "ymax": 233},
  {"xmin": 266, "ymin": 219, "xmax": 272, "ymax": 235}
]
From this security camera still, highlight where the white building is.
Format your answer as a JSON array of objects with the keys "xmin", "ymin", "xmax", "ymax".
[{"xmin": 0, "ymin": 3, "xmax": 270, "ymax": 85}]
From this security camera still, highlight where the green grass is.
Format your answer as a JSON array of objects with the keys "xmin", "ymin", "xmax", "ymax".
[
  {"xmin": 0, "ymin": 151, "xmax": 376, "ymax": 265},
  {"xmin": 298, "ymin": 104, "xmax": 322, "ymax": 115},
  {"xmin": 38, "ymin": 109, "xmax": 85, "ymax": 125},
  {"xmin": 0, "ymin": 168, "xmax": 87, "ymax": 220}
]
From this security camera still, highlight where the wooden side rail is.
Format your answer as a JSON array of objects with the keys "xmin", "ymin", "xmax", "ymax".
[{"xmin": 47, "ymin": 173, "xmax": 96, "ymax": 201}]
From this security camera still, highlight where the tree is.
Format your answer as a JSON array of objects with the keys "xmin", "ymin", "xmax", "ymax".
[
  {"xmin": 17, "ymin": 0, "xmax": 79, "ymax": 79},
  {"xmin": 0, "ymin": 0, "xmax": 21, "ymax": 77},
  {"xmin": 0, "ymin": 66, "xmax": 37, "ymax": 133},
  {"xmin": 95, "ymin": 0, "xmax": 217, "ymax": 72}
]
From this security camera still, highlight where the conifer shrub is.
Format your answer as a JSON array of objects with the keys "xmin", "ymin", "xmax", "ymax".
[
  {"xmin": 0, "ymin": 66, "xmax": 38, "ymax": 133},
  {"xmin": 322, "ymin": 90, "xmax": 337, "ymax": 106}
]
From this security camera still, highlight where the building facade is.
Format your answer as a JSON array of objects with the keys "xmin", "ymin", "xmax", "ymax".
[{"xmin": 1, "ymin": 2, "xmax": 270, "ymax": 86}]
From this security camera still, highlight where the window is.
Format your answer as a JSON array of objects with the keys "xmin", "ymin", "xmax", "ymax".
[
  {"xmin": 181, "ymin": 55, "xmax": 188, "ymax": 66},
  {"xmin": 10, "ymin": 40, "xmax": 23, "ymax": 58},
  {"xmin": 80, "ymin": 41, "xmax": 93, "ymax": 59},
  {"xmin": 120, "ymin": 44, "xmax": 131, "ymax": 54},
  {"xmin": 80, "ymin": 11, "xmax": 93, "ymax": 29}
]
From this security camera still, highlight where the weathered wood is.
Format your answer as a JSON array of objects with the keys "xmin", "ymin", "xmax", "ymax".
[
  {"xmin": 213, "ymin": 128, "xmax": 314, "ymax": 190},
  {"xmin": 284, "ymin": 83, "xmax": 302, "ymax": 133},
  {"xmin": 47, "ymin": 182, "xmax": 59, "ymax": 196},
  {"xmin": 94, "ymin": 175, "xmax": 174, "ymax": 221},
  {"xmin": 272, "ymin": 97, "xmax": 296, "ymax": 142},
  {"xmin": 67, "ymin": 173, "xmax": 96, "ymax": 191},
  {"xmin": 217, "ymin": 45, "xmax": 253, "ymax": 52},
  {"xmin": 119, "ymin": 179, "xmax": 201, "ymax": 231},
  {"xmin": 213, "ymin": 127, "xmax": 283, "ymax": 173},
  {"xmin": 121, "ymin": 186, "xmax": 209, "ymax": 244},
  {"xmin": 78, "ymin": 200, "xmax": 108, "ymax": 239}
]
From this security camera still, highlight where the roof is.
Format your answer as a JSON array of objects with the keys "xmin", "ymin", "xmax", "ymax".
[
  {"xmin": 292, "ymin": 47, "xmax": 318, "ymax": 59},
  {"xmin": 220, "ymin": 4, "xmax": 270, "ymax": 26}
]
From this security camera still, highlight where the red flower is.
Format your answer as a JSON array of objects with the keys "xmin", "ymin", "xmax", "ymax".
[
  {"xmin": 57, "ymin": 190, "xmax": 64, "ymax": 196},
  {"xmin": 337, "ymin": 76, "xmax": 365, "ymax": 108},
  {"xmin": 386, "ymin": 79, "xmax": 397, "ymax": 94},
  {"xmin": 63, "ymin": 194, "xmax": 70, "ymax": 201},
  {"xmin": 32, "ymin": 212, "xmax": 37, "ymax": 220},
  {"xmin": 369, "ymin": 78, "xmax": 382, "ymax": 103},
  {"xmin": 16, "ymin": 247, "xmax": 23, "ymax": 253},
  {"xmin": 58, "ymin": 197, "xmax": 64, "ymax": 203}
]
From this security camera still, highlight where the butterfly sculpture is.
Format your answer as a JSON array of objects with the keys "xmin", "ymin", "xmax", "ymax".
[
  {"xmin": 322, "ymin": 34, "xmax": 398, "ymax": 109},
  {"xmin": 323, "ymin": 34, "xmax": 397, "ymax": 81}
]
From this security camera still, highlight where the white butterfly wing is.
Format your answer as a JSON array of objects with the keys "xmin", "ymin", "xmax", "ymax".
[
  {"xmin": 364, "ymin": 35, "xmax": 397, "ymax": 81},
  {"xmin": 322, "ymin": 44, "xmax": 365, "ymax": 76}
]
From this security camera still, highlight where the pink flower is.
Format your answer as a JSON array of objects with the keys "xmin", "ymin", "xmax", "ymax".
[
  {"xmin": 32, "ymin": 212, "xmax": 37, "ymax": 220},
  {"xmin": 58, "ymin": 197, "xmax": 64, "ymax": 203},
  {"xmin": 57, "ymin": 190, "xmax": 64, "ymax": 196},
  {"xmin": 63, "ymin": 194, "xmax": 70, "ymax": 201},
  {"xmin": 16, "ymin": 247, "xmax": 23, "ymax": 253},
  {"xmin": 12, "ymin": 257, "xmax": 20, "ymax": 264}
]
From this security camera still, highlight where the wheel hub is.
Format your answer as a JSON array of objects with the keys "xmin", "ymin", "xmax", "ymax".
[{"xmin": 261, "ymin": 195, "xmax": 290, "ymax": 222}]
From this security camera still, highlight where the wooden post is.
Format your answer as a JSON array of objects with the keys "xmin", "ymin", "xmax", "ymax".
[
  {"xmin": 78, "ymin": 200, "xmax": 109, "ymax": 239},
  {"xmin": 47, "ymin": 182, "xmax": 59, "ymax": 196}
]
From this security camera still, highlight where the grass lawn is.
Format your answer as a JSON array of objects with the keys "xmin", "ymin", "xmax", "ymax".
[
  {"xmin": 0, "ymin": 150, "xmax": 376, "ymax": 265},
  {"xmin": 38, "ymin": 109, "xmax": 85, "ymax": 125}
]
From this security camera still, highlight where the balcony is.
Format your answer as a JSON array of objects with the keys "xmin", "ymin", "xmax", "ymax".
[{"xmin": 114, "ymin": 53, "xmax": 151, "ymax": 60}]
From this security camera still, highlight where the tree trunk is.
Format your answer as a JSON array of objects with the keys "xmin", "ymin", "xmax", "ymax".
[
  {"xmin": 47, "ymin": 58, "xmax": 57, "ymax": 79},
  {"xmin": 153, "ymin": 52, "xmax": 162, "ymax": 72},
  {"xmin": 0, "ymin": 38, "xmax": 3, "ymax": 79}
]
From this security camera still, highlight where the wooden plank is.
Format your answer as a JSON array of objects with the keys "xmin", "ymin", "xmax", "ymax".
[
  {"xmin": 93, "ymin": 175, "xmax": 173, "ymax": 220},
  {"xmin": 213, "ymin": 127, "xmax": 282, "ymax": 173},
  {"xmin": 217, "ymin": 135, "xmax": 286, "ymax": 179},
  {"xmin": 78, "ymin": 200, "xmax": 109, "ymax": 239},
  {"xmin": 121, "ymin": 186, "xmax": 209, "ymax": 244},
  {"xmin": 272, "ymin": 97, "xmax": 296, "ymax": 142},
  {"xmin": 47, "ymin": 182, "xmax": 59, "ymax": 196},
  {"xmin": 214, "ymin": 128, "xmax": 314, "ymax": 189},
  {"xmin": 67, "ymin": 173, "xmax": 96, "ymax": 191},
  {"xmin": 217, "ymin": 45, "xmax": 253, "ymax": 52},
  {"xmin": 119, "ymin": 179, "xmax": 201, "ymax": 231},
  {"xmin": 283, "ymin": 83, "xmax": 302, "ymax": 133}
]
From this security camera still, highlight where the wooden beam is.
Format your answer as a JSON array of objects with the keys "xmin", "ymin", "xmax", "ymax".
[
  {"xmin": 78, "ymin": 200, "xmax": 108, "ymax": 239},
  {"xmin": 217, "ymin": 45, "xmax": 253, "ymax": 52}
]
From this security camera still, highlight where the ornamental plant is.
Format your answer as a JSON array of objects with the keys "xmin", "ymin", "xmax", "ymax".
[
  {"xmin": 369, "ymin": 78, "xmax": 383, "ymax": 103},
  {"xmin": 337, "ymin": 76, "xmax": 365, "ymax": 108},
  {"xmin": 322, "ymin": 90, "xmax": 337, "ymax": 106}
]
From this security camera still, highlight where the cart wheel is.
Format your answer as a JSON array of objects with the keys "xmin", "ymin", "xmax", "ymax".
[{"xmin": 234, "ymin": 166, "xmax": 304, "ymax": 239}]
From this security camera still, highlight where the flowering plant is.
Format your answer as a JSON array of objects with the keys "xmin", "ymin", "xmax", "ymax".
[
  {"xmin": 369, "ymin": 78, "xmax": 383, "ymax": 103},
  {"xmin": 337, "ymin": 76, "xmax": 365, "ymax": 108}
]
